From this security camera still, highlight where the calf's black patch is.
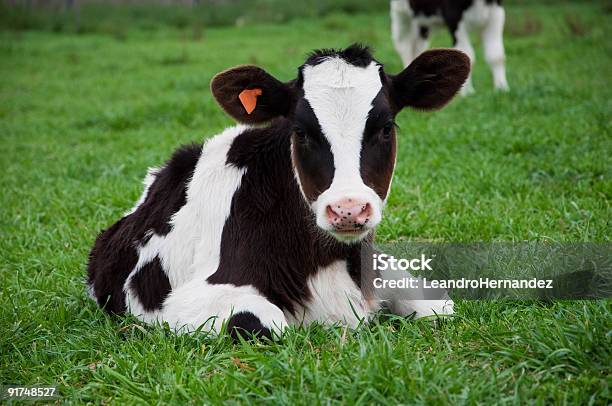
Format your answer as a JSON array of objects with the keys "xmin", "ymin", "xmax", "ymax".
[
  {"xmin": 361, "ymin": 91, "xmax": 396, "ymax": 200},
  {"xmin": 129, "ymin": 257, "xmax": 171, "ymax": 312},
  {"xmin": 290, "ymin": 97, "xmax": 334, "ymax": 203},
  {"xmin": 138, "ymin": 143, "xmax": 202, "ymax": 238},
  {"xmin": 227, "ymin": 312, "xmax": 273, "ymax": 341}
]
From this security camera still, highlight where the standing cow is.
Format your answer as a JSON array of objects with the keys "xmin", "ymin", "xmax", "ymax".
[
  {"xmin": 87, "ymin": 44, "xmax": 469, "ymax": 340},
  {"xmin": 391, "ymin": 0, "xmax": 508, "ymax": 94}
]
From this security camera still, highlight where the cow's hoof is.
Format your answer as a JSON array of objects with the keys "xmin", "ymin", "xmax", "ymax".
[
  {"xmin": 495, "ymin": 83, "xmax": 510, "ymax": 92},
  {"xmin": 227, "ymin": 311, "xmax": 273, "ymax": 341}
]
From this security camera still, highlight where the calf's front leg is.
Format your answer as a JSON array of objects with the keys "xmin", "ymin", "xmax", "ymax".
[
  {"xmin": 157, "ymin": 277, "xmax": 288, "ymax": 340},
  {"xmin": 376, "ymin": 267, "xmax": 455, "ymax": 318}
]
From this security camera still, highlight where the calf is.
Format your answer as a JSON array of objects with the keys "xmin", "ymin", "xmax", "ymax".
[
  {"xmin": 391, "ymin": 0, "xmax": 508, "ymax": 94},
  {"xmin": 87, "ymin": 44, "xmax": 469, "ymax": 340}
]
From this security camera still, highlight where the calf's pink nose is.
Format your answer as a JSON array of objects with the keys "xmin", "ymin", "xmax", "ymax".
[{"xmin": 326, "ymin": 199, "xmax": 372, "ymax": 231}]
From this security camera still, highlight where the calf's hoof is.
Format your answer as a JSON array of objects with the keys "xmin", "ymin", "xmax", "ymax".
[{"xmin": 410, "ymin": 299, "xmax": 455, "ymax": 319}]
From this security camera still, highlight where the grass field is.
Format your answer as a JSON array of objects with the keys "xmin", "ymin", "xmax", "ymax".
[{"xmin": 1, "ymin": 1, "xmax": 611, "ymax": 404}]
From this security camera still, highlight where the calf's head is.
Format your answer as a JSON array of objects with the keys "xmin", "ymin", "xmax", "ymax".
[{"xmin": 211, "ymin": 44, "xmax": 469, "ymax": 243}]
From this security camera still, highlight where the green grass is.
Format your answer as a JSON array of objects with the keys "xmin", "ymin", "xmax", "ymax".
[
  {"xmin": 1, "ymin": 2, "xmax": 611, "ymax": 404},
  {"xmin": 0, "ymin": 0, "xmax": 391, "ymax": 33}
]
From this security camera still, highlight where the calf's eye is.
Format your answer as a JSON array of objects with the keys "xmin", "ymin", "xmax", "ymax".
[
  {"xmin": 294, "ymin": 127, "xmax": 307, "ymax": 143},
  {"xmin": 381, "ymin": 121, "xmax": 394, "ymax": 140}
]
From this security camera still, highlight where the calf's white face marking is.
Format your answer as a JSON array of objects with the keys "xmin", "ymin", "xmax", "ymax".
[{"xmin": 299, "ymin": 58, "xmax": 387, "ymax": 241}]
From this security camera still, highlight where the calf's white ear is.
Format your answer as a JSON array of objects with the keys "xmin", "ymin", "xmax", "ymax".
[
  {"xmin": 389, "ymin": 49, "xmax": 471, "ymax": 111},
  {"xmin": 211, "ymin": 65, "xmax": 295, "ymax": 124}
]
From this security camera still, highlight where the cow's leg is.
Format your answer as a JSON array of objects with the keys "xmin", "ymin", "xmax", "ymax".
[
  {"xmin": 376, "ymin": 268, "xmax": 454, "ymax": 318},
  {"xmin": 391, "ymin": 0, "xmax": 416, "ymax": 67},
  {"xmin": 453, "ymin": 23, "xmax": 476, "ymax": 95},
  {"xmin": 482, "ymin": 4, "xmax": 509, "ymax": 91},
  {"xmin": 158, "ymin": 278, "xmax": 288, "ymax": 340}
]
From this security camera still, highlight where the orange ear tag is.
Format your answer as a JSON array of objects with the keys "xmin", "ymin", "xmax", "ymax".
[{"xmin": 238, "ymin": 88, "xmax": 262, "ymax": 114}]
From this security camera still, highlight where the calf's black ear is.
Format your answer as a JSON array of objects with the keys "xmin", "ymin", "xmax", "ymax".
[
  {"xmin": 211, "ymin": 65, "xmax": 295, "ymax": 124},
  {"xmin": 389, "ymin": 49, "xmax": 471, "ymax": 111}
]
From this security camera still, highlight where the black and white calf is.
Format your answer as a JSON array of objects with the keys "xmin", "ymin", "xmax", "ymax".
[
  {"xmin": 87, "ymin": 45, "xmax": 469, "ymax": 340},
  {"xmin": 391, "ymin": 0, "xmax": 508, "ymax": 94}
]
